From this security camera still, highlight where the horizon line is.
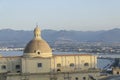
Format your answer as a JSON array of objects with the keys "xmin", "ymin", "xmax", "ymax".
[{"xmin": 0, "ymin": 27, "xmax": 119, "ymax": 32}]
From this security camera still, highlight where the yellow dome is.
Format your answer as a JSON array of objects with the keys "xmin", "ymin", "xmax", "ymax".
[{"xmin": 23, "ymin": 26, "xmax": 52, "ymax": 57}]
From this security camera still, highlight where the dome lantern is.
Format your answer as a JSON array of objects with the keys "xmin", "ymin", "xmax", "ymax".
[
  {"xmin": 23, "ymin": 26, "xmax": 52, "ymax": 58},
  {"xmin": 34, "ymin": 25, "xmax": 41, "ymax": 39}
]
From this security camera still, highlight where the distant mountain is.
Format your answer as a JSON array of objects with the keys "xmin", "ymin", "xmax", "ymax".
[
  {"xmin": 0, "ymin": 28, "xmax": 120, "ymax": 47},
  {"xmin": 42, "ymin": 30, "xmax": 105, "ymax": 42},
  {"xmin": 94, "ymin": 28, "xmax": 120, "ymax": 42}
]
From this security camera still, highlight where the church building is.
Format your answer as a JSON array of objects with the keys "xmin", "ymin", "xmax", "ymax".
[{"xmin": 0, "ymin": 26, "xmax": 100, "ymax": 80}]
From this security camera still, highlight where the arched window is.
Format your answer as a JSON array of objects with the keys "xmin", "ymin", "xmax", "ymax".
[
  {"xmin": 70, "ymin": 63, "xmax": 74, "ymax": 67},
  {"xmin": 57, "ymin": 63, "xmax": 61, "ymax": 67},
  {"xmin": 84, "ymin": 63, "xmax": 89, "ymax": 66},
  {"xmin": 57, "ymin": 69, "xmax": 61, "ymax": 72}
]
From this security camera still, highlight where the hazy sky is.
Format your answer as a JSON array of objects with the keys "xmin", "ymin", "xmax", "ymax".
[{"xmin": 0, "ymin": 0, "xmax": 120, "ymax": 31}]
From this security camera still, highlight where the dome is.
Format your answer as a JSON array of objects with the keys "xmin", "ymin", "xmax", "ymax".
[
  {"xmin": 24, "ymin": 39, "xmax": 52, "ymax": 53},
  {"xmin": 23, "ymin": 26, "xmax": 52, "ymax": 57}
]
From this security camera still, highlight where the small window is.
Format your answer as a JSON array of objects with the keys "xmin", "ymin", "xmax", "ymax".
[
  {"xmin": 37, "ymin": 52, "xmax": 40, "ymax": 55},
  {"xmin": 75, "ymin": 77, "xmax": 78, "ymax": 80},
  {"xmin": 70, "ymin": 63, "xmax": 74, "ymax": 67},
  {"xmin": 17, "ymin": 71, "xmax": 20, "ymax": 73},
  {"xmin": 57, "ymin": 69, "xmax": 61, "ymax": 72},
  {"xmin": 117, "ymin": 72, "xmax": 119, "ymax": 74},
  {"xmin": 84, "ymin": 63, "xmax": 89, "ymax": 66},
  {"xmin": 83, "ymin": 77, "xmax": 86, "ymax": 80},
  {"xmin": 34, "ymin": 50, "xmax": 36, "ymax": 53},
  {"xmin": 57, "ymin": 63, "xmax": 61, "ymax": 67},
  {"xmin": 16, "ymin": 65, "xmax": 20, "ymax": 69},
  {"xmin": 1, "ymin": 65, "xmax": 6, "ymax": 70},
  {"xmin": 38, "ymin": 63, "xmax": 42, "ymax": 68}
]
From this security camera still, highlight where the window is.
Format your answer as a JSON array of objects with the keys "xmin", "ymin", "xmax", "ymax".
[
  {"xmin": 38, "ymin": 63, "xmax": 42, "ymax": 68},
  {"xmin": 16, "ymin": 65, "xmax": 20, "ymax": 69},
  {"xmin": 35, "ymin": 50, "xmax": 41, "ymax": 55},
  {"xmin": 1, "ymin": 65, "xmax": 6, "ymax": 70},
  {"xmin": 37, "ymin": 52, "xmax": 40, "ymax": 55},
  {"xmin": 17, "ymin": 71, "xmax": 20, "ymax": 73},
  {"xmin": 57, "ymin": 63, "xmax": 61, "ymax": 67},
  {"xmin": 57, "ymin": 69, "xmax": 61, "ymax": 72},
  {"xmin": 70, "ymin": 63, "xmax": 74, "ymax": 67},
  {"xmin": 34, "ymin": 50, "xmax": 36, "ymax": 53},
  {"xmin": 84, "ymin": 63, "xmax": 89, "ymax": 66},
  {"xmin": 75, "ymin": 77, "xmax": 78, "ymax": 80},
  {"xmin": 83, "ymin": 77, "xmax": 86, "ymax": 80}
]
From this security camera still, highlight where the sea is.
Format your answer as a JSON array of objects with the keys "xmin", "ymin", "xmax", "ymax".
[{"xmin": 0, "ymin": 51, "xmax": 119, "ymax": 69}]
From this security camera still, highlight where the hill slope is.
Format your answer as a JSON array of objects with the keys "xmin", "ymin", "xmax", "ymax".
[{"xmin": 0, "ymin": 28, "xmax": 120, "ymax": 47}]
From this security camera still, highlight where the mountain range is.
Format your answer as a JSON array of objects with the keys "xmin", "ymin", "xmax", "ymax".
[{"xmin": 0, "ymin": 28, "xmax": 120, "ymax": 47}]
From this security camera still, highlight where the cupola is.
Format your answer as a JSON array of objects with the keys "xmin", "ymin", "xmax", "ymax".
[{"xmin": 23, "ymin": 25, "xmax": 52, "ymax": 57}]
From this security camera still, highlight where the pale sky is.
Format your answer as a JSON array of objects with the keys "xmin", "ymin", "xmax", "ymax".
[{"xmin": 0, "ymin": 0, "xmax": 120, "ymax": 31}]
